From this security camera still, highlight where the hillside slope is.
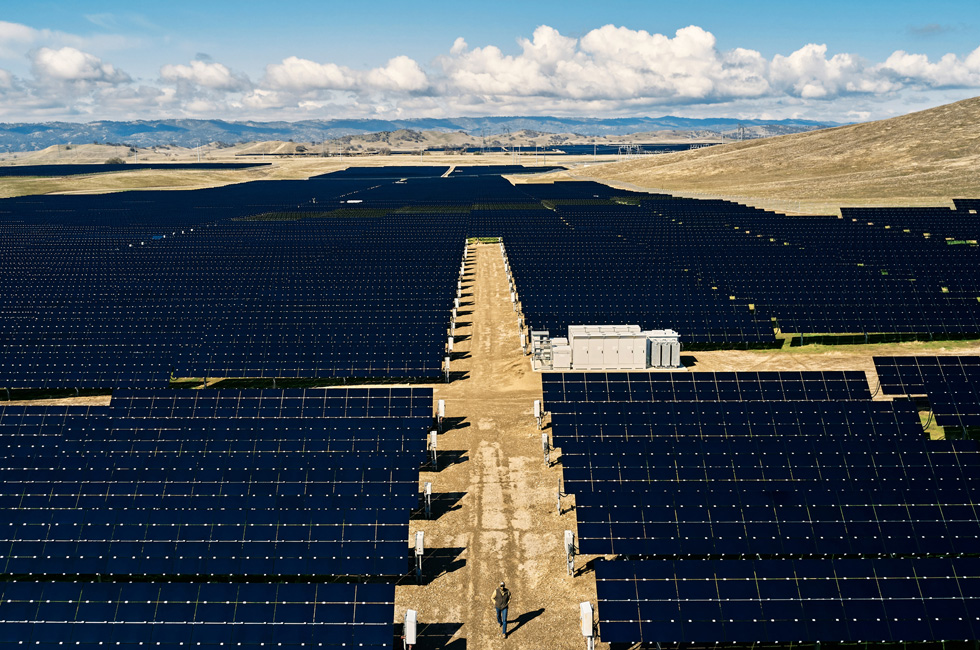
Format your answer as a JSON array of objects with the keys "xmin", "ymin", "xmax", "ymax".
[{"xmin": 575, "ymin": 96, "xmax": 980, "ymax": 208}]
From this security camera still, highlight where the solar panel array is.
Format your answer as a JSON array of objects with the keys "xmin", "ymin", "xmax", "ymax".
[
  {"xmin": 845, "ymin": 204, "xmax": 980, "ymax": 243},
  {"xmin": 3, "ymin": 174, "xmax": 978, "ymax": 388},
  {"xmin": 551, "ymin": 370, "xmax": 980, "ymax": 644},
  {"xmin": 0, "ymin": 176, "xmax": 464, "ymax": 388},
  {"xmin": 0, "ymin": 581, "xmax": 394, "ymax": 648},
  {"xmin": 874, "ymin": 356, "xmax": 980, "ymax": 428},
  {"xmin": 0, "ymin": 387, "xmax": 430, "ymax": 646},
  {"xmin": 598, "ymin": 558, "xmax": 980, "ymax": 643},
  {"xmin": 496, "ymin": 187, "xmax": 980, "ymax": 341}
]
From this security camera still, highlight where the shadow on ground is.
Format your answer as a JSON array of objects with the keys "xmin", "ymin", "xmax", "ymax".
[
  {"xmin": 421, "ymin": 450, "xmax": 469, "ymax": 473},
  {"xmin": 411, "ymin": 491, "xmax": 466, "ymax": 521},
  {"xmin": 394, "ymin": 622, "xmax": 465, "ymax": 649}
]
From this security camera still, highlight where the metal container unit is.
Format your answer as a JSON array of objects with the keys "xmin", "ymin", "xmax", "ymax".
[{"xmin": 532, "ymin": 325, "xmax": 681, "ymax": 371}]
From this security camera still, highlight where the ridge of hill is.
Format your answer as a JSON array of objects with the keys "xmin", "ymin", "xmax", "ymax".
[
  {"xmin": 574, "ymin": 96, "xmax": 980, "ymax": 210},
  {"xmin": 0, "ymin": 115, "xmax": 837, "ymax": 150}
]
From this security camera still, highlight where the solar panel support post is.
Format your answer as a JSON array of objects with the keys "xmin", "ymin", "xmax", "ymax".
[
  {"xmin": 447, "ymin": 337, "xmax": 454, "ymax": 355},
  {"xmin": 437, "ymin": 399, "xmax": 445, "ymax": 431},
  {"xmin": 444, "ymin": 356, "xmax": 451, "ymax": 383},
  {"xmin": 542, "ymin": 432, "xmax": 550, "ymax": 465},
  {"xmin": 520, "ymin": 331, "xmax": 527, "ymax": 352},
  {"xmin": 565, "ymin": 530, "xmax": 576, "ymax": 576},
  {"xmin": 424, "ymin": 482, "xmax": 432, "ymax": 519},
  {"xmin": 534, "ymin": 400, "xmax": 542, "ymax": 429},
  {"xmin": 429, "ymin": 430, "xmax": 438, "ymax": 468},
  {"xmin": 404, "ymin": 609, "xmax": 417, "ymax": 649},
  {"xmin": 580, "ymin": 602, "xmax": 595, "ymax": 650},
  {"xmin": 414, "ymin": 531, "xmax": 425, "ymax": 583}
]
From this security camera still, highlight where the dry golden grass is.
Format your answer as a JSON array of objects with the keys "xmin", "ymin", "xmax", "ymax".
[
  {"xmin": 573, "ymin": 96, "xmax": 980, "ymax": 213},
  {"xmin": 0, "ymin": 154, "xmax": 592, "ymax": 199}
]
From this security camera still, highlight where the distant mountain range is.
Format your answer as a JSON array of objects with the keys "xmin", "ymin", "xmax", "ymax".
[{"xmin": 0, "ymin": 116, "xmax": 840, "ymax": 151}]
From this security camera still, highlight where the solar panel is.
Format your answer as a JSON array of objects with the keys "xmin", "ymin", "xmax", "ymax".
[
  {"xmin": 0, "ymin": 388, "xmax": 431, "ymax": 579},
  {"xmin": 551, "ymin": 400, "xmax": 924, "ymax": 445},
  {"xmin": 873, "ymin": 356, "xmax": 980, "ymax": 429},
  {"xmin": 0, "ymin": 581, "xmax": 394, "ymax": 648},
  {"xmin": 873, "ymin": 356, "xmax": 980, "ymax": 395},
  {"xmin": 596, "ymin": 557, "xmax": 980, "ymax": 644},
  {"xmin": 543, "ymin": 371, "xmax": 872, "ymax": 410},
  {"xmin": 577, "ymin": 484, "xmax": 980, "ymax": 556}
]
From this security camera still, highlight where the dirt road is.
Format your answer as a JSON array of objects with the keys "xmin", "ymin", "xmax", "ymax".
[{"xmin": 395, "ymin": 243, "xmax": 603, "ymax": 648}]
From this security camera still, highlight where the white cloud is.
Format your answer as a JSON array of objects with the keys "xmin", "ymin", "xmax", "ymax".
[
  {"xmin": 32, "ymin": 46, "xmax": 130, "ymax": 84},
  {"xmin": 263, "ymin": 56, "xmax": 356, "ymax": 91},
  {"xmin": 439, "ymin": 24, "xmax": 773, "ymax": 103},
  {"xmin": 0, "ymin": 20, "xmax": 978, "ymax": 123},
  {"xmin": 160, "ymin": 60, "xmax": 250, "ymax": 91},
  {"xmin": 875, "ymin": 46, "xmax": 980, "ymax": 87},
  {"xmin": 365, "ymin": 55, "xmax": 428, "ymax": 91},
  {"xmin": 0, "ymin": 20, "xmax": 41, "ymax": 58}
]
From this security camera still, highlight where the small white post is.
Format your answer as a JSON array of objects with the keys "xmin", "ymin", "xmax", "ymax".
[
  {"xmin": 414, "ymin": 531, "xmax": 425, "ymax": 583},
  {"xmin": 447, "ymin": 337, "xmax": 454, "ymax": 354},
  {"xmin": 520, "ymin": 331, "xmax": 526, "ymax": 351},
  {"xmin": 454, "ymin": 297, "xmax": 460, "ymax": 310},
  {"xmin": 444, "ymin": 356, "xmax": 450, "ymax": 382},
  {"xmin": 534, "ymin": 400, "xmax": 542, "ymax": 429},
  {"xmin": 437, "ymin": 399, "xmax": 445, "ymax": 431},
  {"xmin": 580, "ymin": 602, "xmax": 595, "ymax": 650},
  {"xmin": 565, "ymin": 530, "xmax": 576, "ymax": 576},
  {"xmin": 429, "ymin": 430, "xmax": 438, "ymax": 468},
  {"xmin": 542, "ymin": 432, "xmax": 550, "ymax": 465},
  {"xmin": 424, "ymin": 482, "xmax": 432, "ymax": 519},
  {"xmin": 404, "ymin": 609, "xmax": 417, "ymax": 649}
]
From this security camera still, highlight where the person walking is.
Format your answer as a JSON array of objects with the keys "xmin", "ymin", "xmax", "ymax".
[{"xmin": 491, "ymin": 581, "xmax": 511, "ymax": 637}]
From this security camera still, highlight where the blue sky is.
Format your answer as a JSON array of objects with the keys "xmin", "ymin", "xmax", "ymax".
[{"xmin": 0, "ymin": 0, "xmax": 977, "ymax": 123}]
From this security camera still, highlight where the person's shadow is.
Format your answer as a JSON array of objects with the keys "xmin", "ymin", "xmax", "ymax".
[{"xmin": 507, "ymin": 608, "xmax": 545, "ymax": 636}]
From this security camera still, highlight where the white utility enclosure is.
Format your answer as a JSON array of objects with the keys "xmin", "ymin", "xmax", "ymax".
[{"xmin": 531, "ymin": 325, "xmax": 681, "ymax": 371}]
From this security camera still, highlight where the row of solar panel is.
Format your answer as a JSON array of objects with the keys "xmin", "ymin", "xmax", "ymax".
[
  {"xmin": 551, "ymin": 401, "xmax": 925, "ymax": 443},
  {"xmin": 596, "ymin": 558, "xmax": 980, "ymax": 643},
  {"xmin": 543, "ymin": 371, "xmax": 872, "ymax": 408},
  {"xmin": 0, "ymin": 542, "xmax": 408, "ymax": 577},
  {"xmin": 0, "ymin": 581, "xmax": 393, "ymax": 648}
]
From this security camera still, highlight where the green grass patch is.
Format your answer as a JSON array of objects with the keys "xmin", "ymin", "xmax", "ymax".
[
  {"xmin": 612, "ymin": 196, "xmax": 644, "ymax": 206},
  {"xmin": 394, "ymin": 205, "xmax": 471, "ymax": 214},
  {"xmin": 471, "ymin": 202, "xmax": 546, "ymax": 211},
  {"xmin": 235, "ymin": 209, "xmax": 388, "ymax": 221}
]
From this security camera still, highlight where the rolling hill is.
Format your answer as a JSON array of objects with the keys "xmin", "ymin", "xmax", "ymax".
[{"xmin": 574, "ymin": 96, "xmax": 980, "ymax": 210}]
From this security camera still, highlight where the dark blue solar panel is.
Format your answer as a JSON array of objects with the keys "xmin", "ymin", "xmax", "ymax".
[{"xmin": 596, "ymin": 558, "xmax": 980, "ymax": 644}]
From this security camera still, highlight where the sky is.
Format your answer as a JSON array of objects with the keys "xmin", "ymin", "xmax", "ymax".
[{"xmin": 0, "ymin": 0, "xmax": 977, "ymax": 123}]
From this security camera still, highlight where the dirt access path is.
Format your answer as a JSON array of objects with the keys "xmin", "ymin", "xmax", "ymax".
[{"xmin": 394, "ymin": 242, "xmax": 604, "ymax": 648}]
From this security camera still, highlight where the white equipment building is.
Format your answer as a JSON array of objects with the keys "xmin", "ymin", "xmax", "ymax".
[{"xmin": 531, "ymin": 325, "xmax": 681, "ymax": 371}]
